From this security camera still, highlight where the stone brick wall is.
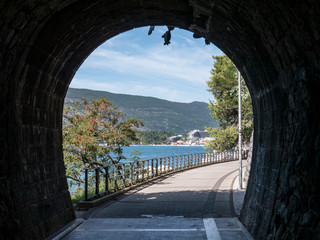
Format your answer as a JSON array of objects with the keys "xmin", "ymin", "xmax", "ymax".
[
  {"xmin": 0, "ymin": 0, "xmax": 319, "ymax": 239},
  {"xmin": 243, "ymin": 133, "xmax": 253, "ymax": 188}
]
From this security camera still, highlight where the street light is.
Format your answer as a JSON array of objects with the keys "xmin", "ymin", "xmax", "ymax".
[{"xmin": 238, "ymin": 70, "xmax": 242, "ymax": 190}]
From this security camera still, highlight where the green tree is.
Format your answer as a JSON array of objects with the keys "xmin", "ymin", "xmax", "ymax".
[
  {"xmin": 206, "ymin": 55, "xmax": 253, "ymax": 152},
  {"xmin": 206, "ymin": 126, "xmax": 238, "ymax": 152},
  {"xmin": 136, "ymin": 131, "xmax": 177, "ymax": 145},
  {"xmin": 63, "ymin": 97, "xmax": 143, "ymax": 184}
]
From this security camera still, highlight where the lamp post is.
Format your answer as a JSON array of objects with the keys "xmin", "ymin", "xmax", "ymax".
[{"xmin": 238, "ymin": 70, "xmax": 242, "ymax": 190}]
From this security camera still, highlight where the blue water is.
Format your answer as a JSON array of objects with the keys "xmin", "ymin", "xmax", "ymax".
[
  {"xmin": 69, "ymin": 145, "xmax": 206, "ymax": 194},
  {"xmin": 117, "ymin": 145, "xmax": 206, "ymax": 161}
]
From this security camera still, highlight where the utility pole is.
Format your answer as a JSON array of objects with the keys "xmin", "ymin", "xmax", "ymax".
[{"xmin": 238, "ymin": 70, "xmax": 242, "ymax": 190}]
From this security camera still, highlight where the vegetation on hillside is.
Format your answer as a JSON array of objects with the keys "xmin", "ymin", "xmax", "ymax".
[
  {"xmin": 63, "ymin": 98, "xmax": 143, "ymax": 184},
  {"xmin": 65, "ymin": 88, "xmax": 218, "ymax": 134},
  {"xmin": 136, "ymin": 131, "xmax": 177, "ymax": 145},
  {"xmin": 206, "ymin": 55, "xmax": 253, "ymax": 152}
]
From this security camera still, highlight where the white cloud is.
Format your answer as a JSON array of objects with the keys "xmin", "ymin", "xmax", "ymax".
[
  {"xmin": 83, "ymin": 44, "xmax": 214, "ymax": 87},
  {"xmin": 72, "ymin": 27, "xmax": 221, "ymax": 103},
  {"xmin": 70, "ymin": 77, "xmax": 203, "ymax": 103}
]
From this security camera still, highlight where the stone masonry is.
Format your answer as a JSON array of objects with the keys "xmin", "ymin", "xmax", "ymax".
[{"xmin": 0, "ymin": 0, "xmax": 319, "ymax": 239}]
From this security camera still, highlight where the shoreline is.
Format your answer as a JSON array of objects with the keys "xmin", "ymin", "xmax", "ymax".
[{"xmin": 130, "ymin": 144, "xmax": 206, "ymax": 147}]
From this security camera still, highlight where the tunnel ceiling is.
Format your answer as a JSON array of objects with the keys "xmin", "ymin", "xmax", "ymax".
[{"xmin": 0, "ymin": 0, "xmax": 319, "ymax": 239}]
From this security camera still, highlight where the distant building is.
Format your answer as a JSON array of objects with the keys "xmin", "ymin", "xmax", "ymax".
[
  {"xmin": 187, "ymin": 130, "xmax": 209, "ymax": 140},
  {"xmin": 168, "ymin": 135, "xmax": 183, "ymax": 142}
]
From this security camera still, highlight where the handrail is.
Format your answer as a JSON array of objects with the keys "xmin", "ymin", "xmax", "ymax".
[{"xmin": 82, "ymin": 150, "xmax": 248, "ymax": 201}]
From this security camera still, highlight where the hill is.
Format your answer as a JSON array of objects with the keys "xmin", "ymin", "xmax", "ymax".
[{"xmin": 65, "ymin": 88, "xmax": 218, "ymax": 134}]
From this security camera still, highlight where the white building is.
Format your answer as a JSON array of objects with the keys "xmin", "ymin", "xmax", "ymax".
[{"xmin": 187, "ymin": 130, "xmax": 209, "ymax": 140}]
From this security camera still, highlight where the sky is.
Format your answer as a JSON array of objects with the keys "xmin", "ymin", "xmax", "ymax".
[{"xmin": 70, "ymin": 26, "xmax": 224, "ymax": 103}]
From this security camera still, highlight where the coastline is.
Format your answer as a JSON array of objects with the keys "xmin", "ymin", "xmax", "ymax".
[{"xmin": 130, "ymin": 144, "xmax": 206, "ymax": 147}]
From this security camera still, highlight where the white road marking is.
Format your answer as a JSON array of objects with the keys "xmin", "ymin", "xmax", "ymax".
[
  {"xmin": 203, "ymin": 218, "xmax": 221, "ymax": 240},
  {"xmin": 76, "ymin": 228, "xmax": 205, "ymax": 232}
]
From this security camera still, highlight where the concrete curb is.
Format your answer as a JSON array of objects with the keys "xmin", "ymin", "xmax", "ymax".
[{"xmin": 47, "ymin": 219, "xmax": 84, "ymax": 240}]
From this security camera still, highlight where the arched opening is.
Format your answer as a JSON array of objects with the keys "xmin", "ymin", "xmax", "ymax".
[
  {"xmin": 1, "ymin": 1, "xmax": 319, "ymax": 239},
  {"xmin": 64, "ymin": 26, "xmax": 250, "ymax": 207}
]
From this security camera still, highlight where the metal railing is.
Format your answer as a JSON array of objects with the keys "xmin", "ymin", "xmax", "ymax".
[{"xmin": 83, "ymin": 150, "xmax": 248, "ymax": 201}]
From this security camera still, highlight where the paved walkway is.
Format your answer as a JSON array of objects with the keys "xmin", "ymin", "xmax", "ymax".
[{"xmin": 62, "ymin": 161, "xmax": 253, "ymax": 240}]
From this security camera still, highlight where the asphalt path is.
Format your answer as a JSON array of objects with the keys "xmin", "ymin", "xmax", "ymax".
[{"xmin": 62, "ymin": 161, "xmax": 253, "ymax": 240}]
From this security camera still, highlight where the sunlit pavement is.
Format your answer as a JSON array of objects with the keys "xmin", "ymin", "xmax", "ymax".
[{"xmin": 62, "ymin": 161, "xmax": 253, "ymax": 240}]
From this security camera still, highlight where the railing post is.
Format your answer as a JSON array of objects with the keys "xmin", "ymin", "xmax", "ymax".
[
  {"xmin": 129, "ymin": 162, "xmax": 133, "ymax": 184},
  {"xmin": 95, "ymin": 168, "xmax": 100, "ymax": 196},
  {"xmin": 162, "ymin": 157, "xmax": 164, "ymax": 172},
  {"xmin": 152, "ymin": 159, "xmax": 154, "ymax": 177},
  {"xmin": 136, "ymin": 161, "xmax": 139, "ymax": 182},
  {"xmin": 156, "ymin": 158, "xmax": 158, "ymax": 176},
  {"xmin": 167, "ymin": 157, "xmax": 169, "ymax": 172},
  {"xmin": 122, "ymin": 163, "xmax": 126, "ymax": 186},
  {"xmin": 104, "ymin": 166, "xmax": 109, "ymax": 193},
  {"xmin": 185, "ymin": 155, "xmax": 187, "ymax": 168},
  {"xmin": 85, "ymin": 168, "xmax": 88, "ymax": 201},
  {"xmin": 147, "ymin": 160, "xmax": 150, "ymax": 178},
  {"xmin": 114, "ymin": 165, "xmax": 118, "ymax": 189},
  {"xmin": 142, "ymin": 161, "xmax": 145, "ymax": 180},
  {"xmin": 172, "ymin": 156, "xmax": 175, "ymax": 171}
]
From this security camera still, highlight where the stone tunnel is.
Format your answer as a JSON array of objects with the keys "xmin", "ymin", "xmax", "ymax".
[{"xmin": 0, "ymin": 0, "xmax": 319, "ymax": 239}]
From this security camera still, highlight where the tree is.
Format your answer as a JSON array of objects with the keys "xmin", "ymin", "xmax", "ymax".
[
  {"xmin": 205, "ymin": 126, "xmax": 238, "ymax": 152},
  {"xmin": 206, "ymin": 55, "xmax": 253, "ymax": 152},
  {"xmin": 63, "ymin": 98, "xmax": 143, "ymax": 184},
  {"xmin": 136, "ymin": 131, "xmax": 177, "ymax": 145}
]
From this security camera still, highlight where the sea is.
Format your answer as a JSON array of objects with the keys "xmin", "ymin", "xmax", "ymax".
[
  {"xmin": 117, "ymin": 145, "xmax": 206, "ymax": 161},
  {"xmin": 68, "ymin": 145, "xmax": 206, "ymax": 194}
]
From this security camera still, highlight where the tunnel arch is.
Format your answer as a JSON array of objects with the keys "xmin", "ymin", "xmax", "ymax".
[{"xmin": 0, "ymin": 1, "xmax": 319, "ymax": 239}]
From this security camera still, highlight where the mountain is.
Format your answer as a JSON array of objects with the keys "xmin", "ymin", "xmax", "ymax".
[{"xmin": 65, "ymin": 88, "xmax": 218, "ymax": 134}]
